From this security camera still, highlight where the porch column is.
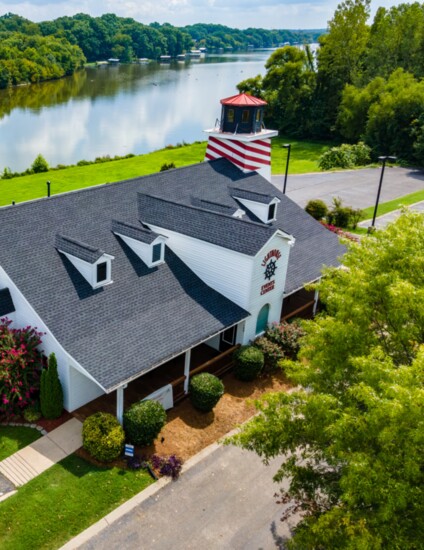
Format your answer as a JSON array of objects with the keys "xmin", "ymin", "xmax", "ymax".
[
  {"xmin": 183, "ymin": 349, "xmax": 191, "ymax": 394},
  {"xmin": 116, "ymin": 384, "xmax": 127, "ymax": 425},
  {"xmin": 313, "ymin": 289, "xmax": 320, "ymax": 316}
]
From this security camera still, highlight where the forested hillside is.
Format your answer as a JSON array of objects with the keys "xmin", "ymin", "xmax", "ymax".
[
  {"xmin": 0, "ymin": 12, "xmax": 323, "ymax": 89},
  {"xmin": 238, "ymin": 0, "xmax": 424, "ymax": 165}
]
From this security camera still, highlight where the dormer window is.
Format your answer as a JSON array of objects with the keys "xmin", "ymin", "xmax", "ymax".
[
  {"xmin": 112, "ymin": 220, "xmax": 166, "ymax": 268},
  {"xmin": 268, "ymin": 203, "xmax": 276, "ymax": 222},
  {"xmin": 55, "ymin": 234, "xmax": 114, "ymax": 289},
  {"xmin": 152, "ymin": 243, "xmax": 162, "ymax": 264},
  {"xmin": 96, "ymin": 262, "xmax": 108, "ymax": 283},
  {"xmin": 231, "ymin": 188, "xmax": 280, "ymax": 224}
]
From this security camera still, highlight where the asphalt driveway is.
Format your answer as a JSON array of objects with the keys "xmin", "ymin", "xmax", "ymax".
[{"xmin": 273, "ymin": 166, "xmax": 424, "ymax": 209}]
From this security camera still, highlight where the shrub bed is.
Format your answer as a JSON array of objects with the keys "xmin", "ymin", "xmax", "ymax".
[
  {"xmin": 189, "ymin": 373, "xmax": 224, "ymax": 412},
  {"xmin": 233, "ymin": 346, "xmax": 264, "ymax": 381},
  {"xmin": 82, "ymin": 412, "xmax": 125, "ymax": 462},
  {"xmin": 123, "ymin": 400, "xmax": 167, "ymax": 447}
]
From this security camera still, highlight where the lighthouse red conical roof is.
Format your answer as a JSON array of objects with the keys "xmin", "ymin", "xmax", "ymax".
[{"xmin": 220, "ymin": 93, "xmax": 267, "ymax": 106}]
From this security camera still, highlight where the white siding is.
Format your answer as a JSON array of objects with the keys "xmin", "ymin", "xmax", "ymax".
[
  {"xmin": 114, "ymin": 234, "xmax": 166, "ymax": 267},
  {"xmin": 242, "ymin": 234, "xmax": 292, "ymax": 343},
  {"xmin": 204, "ymin": 334, "xmax": 220, "ymax": 351},
  {"xmin": 0, "ymin": 266, "xmax": 105, "ymax": 412},
  {"xmin": 147, "ymin": 226, "xmax": 254, "ymax": 310}
]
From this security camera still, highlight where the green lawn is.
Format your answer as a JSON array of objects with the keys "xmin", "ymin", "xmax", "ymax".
[
  {"xmin": 0, "ymin": 137, "xmax": 331, "ymax": 207},
  {"xmin": 360, "ymin": 188, "xmax": 424, "ymax": 220},
  {"xmin": 0, "ymin": 427, "xmax": 42, "ymax": 461},
  {"xmin": 0, "ymin": 454, "xmax": 153, "ymax": 549}
]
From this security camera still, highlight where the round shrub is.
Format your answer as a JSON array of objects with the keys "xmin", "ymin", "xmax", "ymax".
[
  {"xmin": 189, "ymin": 373, "xmax": 224, "ymax": 412},
  {"xmin": 23, "ymin": 402, "xmax": 41, "ymax": 422},
  {"xmin": 123, "ymin": 400, "xmax": 167, "ymax": 447},
  {"xmin": 305, "ymin": 199, "xmax": 328, "ymax": 221},
  {"xmin": 82, "ymin": 412, "xmax": 125, "ymax": 462},
  {"xmin": 233, "ymin": 345, "xmax": 264, "ymax": 381}
]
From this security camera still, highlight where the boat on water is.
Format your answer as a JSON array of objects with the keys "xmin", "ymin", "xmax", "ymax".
[
  {"xmin": 189, "ymin": 49, "xmax": 201, "ymax": 58},
  {"xmin": 159, "ymin": 55, "xmax": 171, "ymax": 63},
  {"xmin": 139, "ymin": 58, "xmax": 150, "ymax": 64},
  {"xmin": 177, "ymin": 54, "xmax": 186, "ymax": 61}
]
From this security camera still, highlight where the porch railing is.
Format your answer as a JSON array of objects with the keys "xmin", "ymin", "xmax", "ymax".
[{"xmin": 171, "ymin": 344, "xmax": 240, "ymax": 403}]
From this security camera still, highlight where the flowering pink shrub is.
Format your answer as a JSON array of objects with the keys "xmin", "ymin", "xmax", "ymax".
[
  {"xmin": 0, "ymin": 318, "xmax": 44, "ymax": 417},
  {"xmin": 320, "ymin": 221, "xmax": 360, "ymax": 242}
]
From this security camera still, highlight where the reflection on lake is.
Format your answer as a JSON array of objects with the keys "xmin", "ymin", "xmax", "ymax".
[{"xmin": 0, "ymin": 52, "xmax": 272, "ymax": 172}]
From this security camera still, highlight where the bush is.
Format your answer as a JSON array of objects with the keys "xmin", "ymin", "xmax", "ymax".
[
  {"xmin": 31, "ymin": 154, "xmax": 49, "ymax": 173},
  {"xmin": 40, "ymin": 353, "xmax": 63, "ymax": 419},
  {"xmin": 82, "ymin": 412, "xmax": 125, "ymax": 462},
  {"xmin": 327, "ymin": 197, "xmax": 363, "ymax": 229},
  {"xmin": 253, "ymin": 336, "xmax": 285, "ymax": 370},
  {"xmin": 318, "ymin": 142, "xmax": 371, "ymax": 170},
  {"xmin": 305, "ymin": 199, "xmax": 328, "ymax": 221},
  {"xmin": 233, "ymin": 346, "xmax": 264, "ymax": 381},
  {"xmin": 189, "ymin": 373, "xmax": 224, "ymax": 412},
  {"xmin": 123, "ymin": 400, "xmax": 167, "ymax": 447},
  {"xmin": 23, "ymin": 402, "xmax": 41, "ymax": 422},
  {"xmin": 151, "ymin": 454, "xmax": 183, "ymax": 479},
  {"xmin": 265, "ymin": 320, "xmax": 305, "ymax": 359},
  {"xmin": 160, "ymin": 162, "xmax": 176, "ymax": 171},
  {"xmin": 0, "ymin": 319, "xmax": 43, "ymax": 417}
]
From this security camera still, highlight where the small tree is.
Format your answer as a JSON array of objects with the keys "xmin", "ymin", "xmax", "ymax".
[
  {"xmin": 40, "ymin": 353, "xmax": 63, "ymax": 419},
  {"xmin": 31, "ymin": 154, "xmax": 49, "ymax": 173}
]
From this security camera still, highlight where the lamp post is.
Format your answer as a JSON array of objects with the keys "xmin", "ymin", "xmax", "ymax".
[
  {"xmin": 282, "ymin": 143, "xmax": 291, "ymax": 195},
  {"xmin": 370, "ymin": 155, "xmax": 397, "ymax": 229}
]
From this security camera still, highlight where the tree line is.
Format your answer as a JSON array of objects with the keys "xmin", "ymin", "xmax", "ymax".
[
  {"xmin": 0, "ymin": 12, "xmax": 323, "ymax": 89},
  {"xmin": 239, "ymin": 0, "xmax": 424, "ymax": 166}
]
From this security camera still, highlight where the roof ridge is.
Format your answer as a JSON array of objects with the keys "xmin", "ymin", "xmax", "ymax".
[{"xmin": 138, "ymin": 192, "xmax": 274, "ymax": 231}]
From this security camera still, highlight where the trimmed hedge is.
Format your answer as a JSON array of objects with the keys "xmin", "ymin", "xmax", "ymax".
[
  {"xmin": 305, "ymin": 199, "xmax": 328, "ymax": 221},
  {"xmin": 233, "ymin": 345, "xmax": 264, "ymax": 381},
  {"xmin": 189, "ymin": 373, "xmax": 224, "ymax": 412},
  {"xmin": 82, "ymin": 412, "xmax": 125, "ymax": 462},
  {"xmin": 123, "ymin": 400, "xmax": 167, "ymax": 447}
]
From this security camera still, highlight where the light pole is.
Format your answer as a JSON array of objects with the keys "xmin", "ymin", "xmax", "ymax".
[
  {"xmin": 370, "ymin": 155, "xmax": 397, "ymax": 229},
  {"xmin": 282, "ymin": 143, "xmax": 291, "ymax": 195}
]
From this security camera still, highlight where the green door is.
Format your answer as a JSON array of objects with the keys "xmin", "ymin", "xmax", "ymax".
[{"xmin": 256, "ymin": 304, "xmax": 270, "ymax": 335}]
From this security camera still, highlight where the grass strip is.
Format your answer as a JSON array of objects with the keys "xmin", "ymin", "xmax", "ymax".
[
  {"xmin": 360, "ymin": 189, "xmax": 424, "ymax": 220},
  {"xmin": 0, "ymin": 454, "xmax": 152, "ymax": 549},
  {"xmin": 0, "ymin": 137, "xmax": 331, "ymax": 207},
  {"xmin": 0, "ymin": 427, "xmax": 42, "ymax": 461}
]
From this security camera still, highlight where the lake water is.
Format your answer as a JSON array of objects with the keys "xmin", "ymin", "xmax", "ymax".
[{"xmin": 0, "ymin": 51, "xmax": 273, "ymax": 172}]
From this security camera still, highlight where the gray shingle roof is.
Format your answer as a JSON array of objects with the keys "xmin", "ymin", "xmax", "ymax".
[
  {"xmin": 0, "ymin": 157, "xmax": 344, "ymax": 391},
  {"xmin": 0, "ymin": 175, "xmax": 250, "ymax": 392},
  {"xmin": 0, "ymin": 288, "xmax": 15, "ymax": 316},
  {"xmin": 111, "ymin": 219, "xmax": 159, "ymax": 244},
  {"xmin": 55, "ymin": 234, "xmax": 104, "ymax": 264},
  {"xmin": 138, "ymin": 193, "xmax": 277, "ymax": 256}
]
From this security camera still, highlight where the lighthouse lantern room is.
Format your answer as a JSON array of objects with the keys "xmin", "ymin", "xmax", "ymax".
[{"xmin": 204, "ymin": 92, "xmax": 278, "ymax": 182}]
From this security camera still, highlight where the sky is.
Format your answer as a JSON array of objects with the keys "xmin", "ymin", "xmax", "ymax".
[{"xmin": 0, "ymin": 0, "xmax": 403, "ymax": 29}]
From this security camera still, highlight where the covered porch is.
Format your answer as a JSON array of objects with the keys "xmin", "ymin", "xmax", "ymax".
[
  {"xmin": 73, "ymin": 341, "xmax": 239, "ymax": 423},
  {"xmin": 281, "ymin": 286, "xmax": 320, "ymax": 322}
]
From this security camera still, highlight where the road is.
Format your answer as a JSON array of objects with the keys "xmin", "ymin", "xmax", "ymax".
[
  {"xmin": 78, "ymin": 445, "xmax": 297, "ymax": 550},
  {"xmin": 272, "ymin": 166, "xmax": 424, "ymax": 209}
]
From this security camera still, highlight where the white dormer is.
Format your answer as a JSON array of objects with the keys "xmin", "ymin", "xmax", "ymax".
[
  {"xmin": 55, "ymin": 234, "xmax": 114, "ymax": 289},
  {"xmin": 231, "ymin": 187, "xmax": 280, "ymax": 224},
  {"xmin": 112, "ymin": 220, "xmax": 167, "ymax": 268}
]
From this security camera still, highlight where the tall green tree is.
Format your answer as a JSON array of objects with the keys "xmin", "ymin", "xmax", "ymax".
[
  {"xmin": 231, "ymin": 211, "xmax": 424, "ymax": 549},
  {"xmin": 40, "ymin": 353, "xmax": 63, "ymax": 420}
]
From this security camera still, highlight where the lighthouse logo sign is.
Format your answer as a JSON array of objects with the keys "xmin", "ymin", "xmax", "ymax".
[{"xmin": 260, "ymin": 249, "xmax": 281, "ymax": 295}]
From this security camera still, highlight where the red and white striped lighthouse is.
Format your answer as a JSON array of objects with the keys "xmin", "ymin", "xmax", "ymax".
[{"xmin": 204, "ymin": 93, "xmax": 278, "ymax": 182}]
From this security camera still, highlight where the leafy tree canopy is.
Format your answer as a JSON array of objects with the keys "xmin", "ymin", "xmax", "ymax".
[{"xmin": 231, "ymin": 210, "xmax": 424, "ymax": 549}]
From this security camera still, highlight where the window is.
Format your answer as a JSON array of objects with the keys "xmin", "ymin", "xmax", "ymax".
[
  {"xmin": 227, "ymin": 109, "xmax": 234, "ymax": 123},
  {"xmin": 222, "ymin": 325, "xmax": 236, "ymax": 345},
  {"xmin": 242, "ymin": 110, "xmax": 250, "ymax": 123},
  {"xmin": 96, "ymin": 262, "xmax": 107, "ymax": 283},
  {"xmin": 255, "ymin": 110, "xmax": 261, "ymax": 122},
  {"xmin": 152, "ymin": 243, "xmax": 162, "ymax": 263},
  {"xmin": 256, "ymin": 304, "xmax": 270, "ymax": 335},
  {"xmin": 268, "ymin": 203, "xmax": 276, "ymax": 221}
]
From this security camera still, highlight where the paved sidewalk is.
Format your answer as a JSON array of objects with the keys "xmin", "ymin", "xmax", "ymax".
[{"xmin": 0, "ymin": 417, "xmax": 82, "ymax": 488}]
